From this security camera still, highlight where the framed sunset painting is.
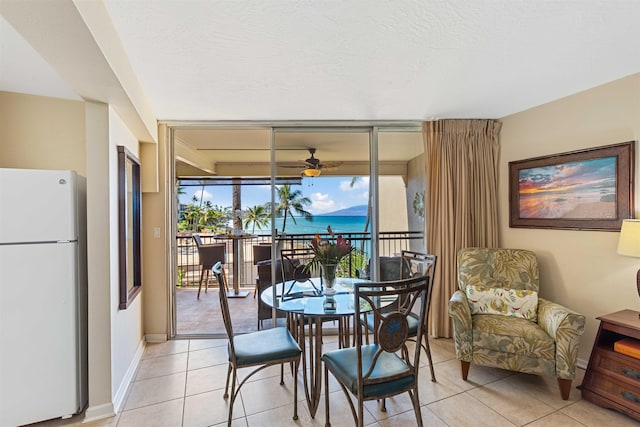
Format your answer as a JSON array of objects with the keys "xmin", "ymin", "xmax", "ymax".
[{"xmin": 509, "ymin": 141, "xmax": 634, "ymax": 231}]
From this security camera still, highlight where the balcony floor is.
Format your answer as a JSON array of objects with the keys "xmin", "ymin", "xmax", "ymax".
[{"xmin": 175, "ymin": 284, "xmax": 265, "ymax": 336}]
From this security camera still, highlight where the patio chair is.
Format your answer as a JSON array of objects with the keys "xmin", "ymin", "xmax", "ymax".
[
  {"xmin": 252, "ymin": 243, "xmax": 272, "ymax": 298},
  {"xmin": 256, "ymin": 258, "xmax": 289, "ymax": 329},
  {"xmin": 211, "ymin": 262, "xmax": 302, "ymax": 426},
  {"xmin": 193, "ymin": 235, "xmax": 227, "ymax": 299},
  {"xmin": 322, "ymin": 275, "xmax": 430, "ymax": 427}
]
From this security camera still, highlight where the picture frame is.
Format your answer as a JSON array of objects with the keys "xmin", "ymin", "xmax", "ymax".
[
  {"xmin": 118, "ymin": 145, "xmax": 142, "ymax": 309},
  {"xmin": 509, "ymin": 141, "xmax": 634, "ymax": 231}
]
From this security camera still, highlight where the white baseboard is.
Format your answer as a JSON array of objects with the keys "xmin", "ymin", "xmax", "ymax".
[
  {"xmin": 577, "ymin": 357, "xmax": 588, "ymax": 370},
  {"xmin": 112, "ymin": 339, "xmax": 146, "ymax": 414},
  {"xmin": 83, "ymin": 402, "xmax": 115, "ymax": 424},
  {"xmin": 145, "ymin": 333, "xmax": 168, "ymax": 343}
]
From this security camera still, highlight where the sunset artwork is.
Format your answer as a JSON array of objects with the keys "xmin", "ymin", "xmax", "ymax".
[{"xmin": 518, "ymin": 156, "xmax": 617, "ymax": 219}]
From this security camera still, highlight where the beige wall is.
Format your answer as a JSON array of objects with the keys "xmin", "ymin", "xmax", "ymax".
[
  {"xmin": 378, "ymin": 176, "xmax": 408, "ymax": 233},
  {"xmin": 499, "ymin": 73, "xmax": 640, "ymax": 363},
  {"xmin": 407, "ymin": 153, "xmax": 426, "ymax": 251},
  {"xmin": 141, "ymin": 124, "xmax": 169, "ymax": 338},
  {"xmin": 0, "ymin": 92, "xmax": 85, "ymax": 172},
  {"xmin": 0, "ymin": 92, "xmax": 149, "ymax": 420}
]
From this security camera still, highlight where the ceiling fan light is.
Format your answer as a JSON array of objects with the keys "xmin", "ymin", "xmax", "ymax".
[{"xmin": 303, "ymin": 168, "xmax": 321, "ymax": 177}]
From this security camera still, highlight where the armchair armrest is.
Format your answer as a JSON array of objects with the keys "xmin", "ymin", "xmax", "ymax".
[
  {"xmin": 538, "ymin": 298, "xmax": 585, "ymax": 379},
  {"xmin": 448, "ymin": 290, "xmax": 473, "ymax": 361}
]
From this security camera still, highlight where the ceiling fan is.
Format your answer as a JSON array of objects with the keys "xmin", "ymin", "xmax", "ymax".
[{"xmin": 280, "ymin": 148, "xmax": 343, "ymax": 177}]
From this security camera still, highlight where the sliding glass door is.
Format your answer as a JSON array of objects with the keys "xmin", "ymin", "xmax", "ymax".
[{"xmin": 169, "ymin": 122, "xmax": 423, "ymax": 338}]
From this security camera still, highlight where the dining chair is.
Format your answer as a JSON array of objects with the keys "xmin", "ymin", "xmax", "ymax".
[
  {"xmin": 193, "ymin": 235, "xmax": 226, "ymax": 299},
  {"xmin": 356, "ymin": 256, "xmax": 408, "ymax": 281},
  {"xmin": 361, "ymin": 250, "xmax": 438, "ymax": 383},
  {"xmin": 322, "ymin": 275, "xmax": 430, "ymax": 427},
  {"xmin": 211, "ymin": 262, "xmax": 302, "ymax": 425},
  {"xmin": 279, "ymin": 247, "xmax": 315, "ymax": 294},
  {"xmin": 400, "ymin": 250, "xmax": 437, "ymax": 382}
]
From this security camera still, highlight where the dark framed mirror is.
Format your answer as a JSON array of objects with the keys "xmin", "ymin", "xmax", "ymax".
[{"xmin": 118, "ymin": 145, "xmax": 142, "ymax": 309}]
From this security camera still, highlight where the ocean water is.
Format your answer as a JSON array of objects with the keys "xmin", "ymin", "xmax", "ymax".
[{"xmin": 246, "ymin": 215, "xmax": 368, "ymax": 235}]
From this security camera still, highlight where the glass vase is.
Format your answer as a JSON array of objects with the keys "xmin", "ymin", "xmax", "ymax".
[{"xmin": 321, "ymin": 263, "xmax": 337, "ymax": 311}]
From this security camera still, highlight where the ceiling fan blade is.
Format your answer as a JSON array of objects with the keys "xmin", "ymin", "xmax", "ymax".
[
  {"xmin": 318, "ymin": 161, "xmax": 343, "ymax": 169},
  {"xmin": 278, "ymin": 164, "xmax": 307, "ymax": 169}
]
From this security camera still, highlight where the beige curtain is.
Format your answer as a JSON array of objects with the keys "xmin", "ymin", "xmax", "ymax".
[{"xmin": 423, "ymin": 119, "xmax": 501, "ymax": 338}]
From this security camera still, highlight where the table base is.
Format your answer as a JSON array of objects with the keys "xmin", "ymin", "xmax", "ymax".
[
  {"xmin": 291, "ymin": 314, "xmax": 351, "ymax": 418},
  {"xmin": 226, "ymin": 290, "xmax": 250, "ymax": 298}
]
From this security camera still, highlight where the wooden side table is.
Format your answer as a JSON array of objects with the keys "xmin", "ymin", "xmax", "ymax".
[{"xmin": 580, "ymin": 309, "xmax": 640, "ymax": 421}]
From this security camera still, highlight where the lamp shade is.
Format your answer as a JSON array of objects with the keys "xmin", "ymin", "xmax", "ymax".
[
  {"xmin": 303, "ymin": 168, "xmax": 321, "ymax": 177},
  {"xmin": 617, "ymin": 219, "xmax": 640, "ymax": 258}
]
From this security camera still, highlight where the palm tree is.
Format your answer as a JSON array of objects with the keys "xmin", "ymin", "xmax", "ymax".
[
  {"xmin": 176, "ymin": 184, "xmax": 186, "ymax": 209},
  {"xmin": 274, "ymin": 184, "xmax": 312, "ymax": 233},
  {"xmin": 232, "ymin": 181, "xmax": 242, "ymax": 231},
  {"xmin": 200, "ymin": 201, "xmax": 223, "ymax": 230},
  {"xmin": 183, "ymin": 203, "xmax": 203, "ymax": 232},
  {"xmin": 243, "ymin": 205, "xmax": 270, "ymax": 234}
]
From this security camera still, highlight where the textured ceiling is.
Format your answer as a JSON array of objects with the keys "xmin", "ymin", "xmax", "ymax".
[
  {"xmin": 2, "ymin": 1, "xmax": 640, "ymax": 129},
  {"xmin": 100, "ymin": 0, "xmax": 640, "ymax": 121}
]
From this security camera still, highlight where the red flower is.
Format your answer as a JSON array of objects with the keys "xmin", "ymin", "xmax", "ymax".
[{"xmin": 308, "ymin": 225, "xmax": 353, "ymax": 266}]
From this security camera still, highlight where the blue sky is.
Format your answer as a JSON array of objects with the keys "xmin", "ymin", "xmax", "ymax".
[{"xmin": 179, "ymin": 176, "xmax": 369, "ymax": 214}]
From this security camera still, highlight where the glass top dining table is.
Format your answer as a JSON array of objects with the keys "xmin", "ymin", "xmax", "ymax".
[
  {"xmin": 260, "ymin": 276, "xmax": 372, "ymax": 418},
  {"xmin": 260, "ymin": 276, "xmax": 366, "ymax": 316}
]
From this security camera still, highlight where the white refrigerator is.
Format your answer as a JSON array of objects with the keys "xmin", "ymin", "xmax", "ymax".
[{"xmin": 0, "ymin": 168, "xmax": 88, "ymax": 427}]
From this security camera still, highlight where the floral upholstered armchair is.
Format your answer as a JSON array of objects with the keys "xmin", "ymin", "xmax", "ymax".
[{"xmin": 448, "ymin": 247, "xmax": 585, "ymax": 400}]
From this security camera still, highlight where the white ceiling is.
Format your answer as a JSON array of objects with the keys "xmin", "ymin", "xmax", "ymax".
[
  {"xmin": 3, "ymin": 1, "xmax": 640, "ymax": 122},
  {"xmin": 101, "ymin": 0, "xmax": 640, "ymax": 121}
]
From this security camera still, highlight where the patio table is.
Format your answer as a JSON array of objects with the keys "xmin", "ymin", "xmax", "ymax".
[{"xmin": 261, "ymin": 277, "xmax": 392, "ymax": 418}]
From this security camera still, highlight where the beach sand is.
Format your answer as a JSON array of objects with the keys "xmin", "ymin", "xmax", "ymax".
[{"xmin": 561, "ymin": 201, "xmax": 615, "ymax": 219}]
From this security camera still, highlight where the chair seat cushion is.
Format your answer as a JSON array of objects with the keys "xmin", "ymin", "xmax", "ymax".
[
  {"xmin": 232, "ymin": 327, "xmax": 301, "ymax": 366},
  {"xmin": 472, "ymin": 314, "xmax": 555, "ymax": 360},
  {"xmin": 321, "ymin": 344, "xmax": 414, "ymax": 398},
  {"xmin": 363, "ymin": 312, "xmax": 421, "ymax": 336}
]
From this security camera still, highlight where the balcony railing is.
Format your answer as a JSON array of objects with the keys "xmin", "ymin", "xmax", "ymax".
[{"xmin": 176, "ymin": 231, "xmax": 424, "ymax": 287}]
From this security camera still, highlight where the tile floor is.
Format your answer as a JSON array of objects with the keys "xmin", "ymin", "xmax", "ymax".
[{"xmin": 31, "ymin": 336, "xmax": 639, "ymax": 427}]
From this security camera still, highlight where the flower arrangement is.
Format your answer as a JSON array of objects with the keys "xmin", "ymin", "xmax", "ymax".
[
  {"xmin": 309, "ymin": 226, "xmax": 353, "ymax": 307},
  {"xmin": 309, "ymin": 225, "xmax": 353, "ymax": 269}
]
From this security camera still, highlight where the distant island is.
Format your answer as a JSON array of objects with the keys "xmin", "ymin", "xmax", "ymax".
[{"xmin": 318, "ymin": 204, "xmax": 368, "ymax": 217}]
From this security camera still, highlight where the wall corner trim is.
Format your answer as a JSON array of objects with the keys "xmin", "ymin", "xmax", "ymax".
[
  {"xmin": 83, "ymin": 403, "xmax": 116, "ymax": 424},
  {"xmin": 145, "ymin": 333, "xmax": 168, "ymax": 343}
]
